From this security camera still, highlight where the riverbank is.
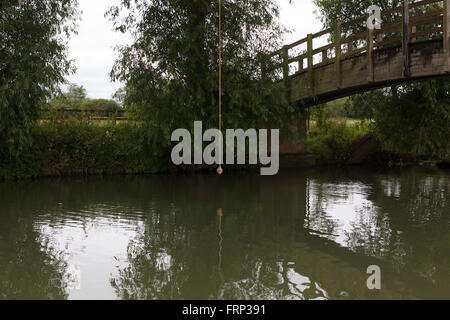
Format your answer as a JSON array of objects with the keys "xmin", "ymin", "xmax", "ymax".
[
  {"xmin": 1, "ymin": 121, "xmax": 448, "ymax": 180},
  {"xmin": 0, "ymin": 122, "xmax": 162, "ymax": 180}
]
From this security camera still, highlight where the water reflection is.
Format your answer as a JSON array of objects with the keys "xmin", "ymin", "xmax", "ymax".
[
  {"xmin": 0, "ymin": 167, "xmax": 448, "ymax": 300},
  {"xmin": 0, "ymin": 200, "xmax": 68, "ymax": 299},
  {"xmin": 217, "ymin": 208, "xmax": 224, "ymax": 292}
]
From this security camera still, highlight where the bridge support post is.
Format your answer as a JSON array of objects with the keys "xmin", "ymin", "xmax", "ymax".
[
  {"xmin": 402, "ymin": 0, "xmax": 411, "ymax": 77},
  {"xmin": 444, "ymin": 0, "xmax": 450, "ymax": 72},
  {"xmin": 279, "ymin": 109, "xmax": 308, "ymax": 154}
]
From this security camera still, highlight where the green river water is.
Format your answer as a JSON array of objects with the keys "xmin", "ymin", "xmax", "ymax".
[{"xmin": 0, "ymin": 166, "xmax": 448, "ymax": 300}]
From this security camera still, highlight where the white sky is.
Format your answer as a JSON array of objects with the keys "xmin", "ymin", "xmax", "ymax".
[{"xmin": 67, "ymin": 0, "xmax": 323, "ymax": 99}]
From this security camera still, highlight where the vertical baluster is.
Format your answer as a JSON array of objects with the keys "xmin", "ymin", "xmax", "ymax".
[
  {"xmin": 282, "ymin": 46, "xmax": 289, "ymax": 84},
  {"xmin": 298, "ymin": 57, "xmax": 304, "ymax": 72},
  {"xmin": 335, "ymin": 23, "xmax": 342, "ymax": 89},
  {"xmin": 307, "ymin": 34, "xmax": 314, "ymax": 95},
  {"xmin": 282, "ymin": 46, "xmax": 290, "ymax": 101},
  {"xmin": 322, "ymin": 50, "xmax": 328, "ymax": 63},
  {"xmin": 368, "ymin": 17, "xmax": 374, "ymax": 83},
  {"xmin": 376, "ymin": 32, "xmax": 383, "ymax": 49}
]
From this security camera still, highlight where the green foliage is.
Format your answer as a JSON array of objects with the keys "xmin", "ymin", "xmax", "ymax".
[
  {"xmin": 81, "ymin": 98, "xmax": 122, "ymax": 112},
  {"xmin": 0, "ymin": 0, "xmax": 80, "ymax": 158},
  {"xmin": 313, "ymin": 0, "xmax": 404, "ymax": 29},
  {"xmin": 35, "ymin": 122, "xmax": 159, "ymax": 175},
  {"xmin": 107, "ymin": 0, "xmax": 294, "ymax": 150},
  {"xmin": 311, "ymin": 99, "xmax": 349, "ymax": 125},
  {"xmin": 344, "ymin": 90, "xmax": 385, "ymax": 120},
  {"xmin": 47, "ymin": 85, "xmax": 122, "ymax": 122},
  {"xmin": 312, "ymin": 0, "xmax": 439, "ymax": 36},
  {"xmin": 49, "ymin": 84, "xmax": 87, "ymax": 110},
  {"xmin": 113, "ymin": 87, "xmax": 126, "ymax": 107},
  {"xmin": 324, "ymin": 98, "xmax": 349, "ymax": 118},
  {"xmin": 308, "ymin": 119, "xmax": 370, "ymax": 163},
  {"xmin": 346, "ymin": 82, "xmax": 450, "ymax": 159},
  {"xmin": 0, "ymin": 122, "xmax": 168, "ymax": 180},
  {"xmin": 64, "ymin": 84, "xmax": 87, "ymax": 108},
  {"xmin": 372, "ymin": 81, "xmax": 450, "ymax": 159}
]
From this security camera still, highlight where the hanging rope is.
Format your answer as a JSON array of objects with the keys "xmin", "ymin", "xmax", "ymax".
[{"xmin": 217, "ymin": 0, "xmax": 223, "ymax": 175}]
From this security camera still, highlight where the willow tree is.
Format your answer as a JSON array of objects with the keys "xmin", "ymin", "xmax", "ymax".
[
  {"xmin": 0, "ymin": 0, "xmax": 80, "ymax": 159},
  {"xmin": 107, "ymin": 0, "xmax": 293, "ymax": 158},
  {"xmin": 313, "ymin": 0, "xmax": 450, "ymax": 160},
  {"xmin": 314, "ymin": 0, "xmax": 403, "ymax": 30}
]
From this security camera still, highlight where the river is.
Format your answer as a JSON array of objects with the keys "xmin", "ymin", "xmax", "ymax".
[{"xmin": 0, "ymin": 166, "xmax": 448, "ymax": 300}]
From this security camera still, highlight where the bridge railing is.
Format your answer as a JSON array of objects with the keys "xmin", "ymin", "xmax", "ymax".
[{"xmin": 264, "ymin": 0, "xmax": 449, "ymax": 95}]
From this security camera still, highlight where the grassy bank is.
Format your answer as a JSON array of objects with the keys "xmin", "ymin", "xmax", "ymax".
[
  {"xmin": 0, "ymin": 122, "xmax": 166, "ymax": 180},
  {"xmin": 3, "ymin": 119, "xmax": 366, "ymax": 180},
  {"xmin": 1, "ymin": 118, "xmax": 445, "ymax": 180}
]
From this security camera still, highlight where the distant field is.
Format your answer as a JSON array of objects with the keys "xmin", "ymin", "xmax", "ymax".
[
  {"xmin": 308, "ymin": 118, "xmax": 365, "ymax": 128},
  {"xmin": 40, "ymin": 117, "xmax": 365, "ymax": 128},
  {"xmin": 38, "ymin": 119, "xmax": 136, "ymax": 126}
]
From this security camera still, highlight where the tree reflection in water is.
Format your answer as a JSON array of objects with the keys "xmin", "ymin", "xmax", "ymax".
[
  {"xmin": 0, "ymin": 203, "xmax": 69, "ymax": 299},
  {"xmin": 217, "ymin": 208, "xmax": 224, "ymax": 292},
  {"xmin": 110, "ymin": 168, "xmax": 449, "ymax": 300},
  {"xmin": 110, "ymin": 210, "xmax": 190, "ymax": 300},
  {"xmin": 216, "ymin": 260, "xmax": 328, "ymax": 300},
  {"xmin": 305, "ymin": 168, "xmax": 450, "ymax": 296}
]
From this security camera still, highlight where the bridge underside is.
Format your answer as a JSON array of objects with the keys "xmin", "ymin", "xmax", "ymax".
[{"xmin": 289, "ymin": 39, "xmax": 450, "ymax": 108}]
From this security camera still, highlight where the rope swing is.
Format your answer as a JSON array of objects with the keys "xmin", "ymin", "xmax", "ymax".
[{"xmin": 217, "ymin": 0, "xmax": 224, "ymax": 175}]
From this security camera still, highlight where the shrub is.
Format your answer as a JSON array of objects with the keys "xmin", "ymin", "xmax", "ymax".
[
  {"xmin": 307, "ymin": 119, "xmax": 369, "ymax": 164},
  {"xmin": 81, "ymin": 99, "xmax": 122, "ymax": 112},
  {"xmin": 0, "ymin": 122, "xmax": 169, "ymax": 179}
]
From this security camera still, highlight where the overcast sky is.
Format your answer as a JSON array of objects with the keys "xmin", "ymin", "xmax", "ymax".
[{"xmin": 66, "ymin": 0, "xmax": 323, "ymax": 99}]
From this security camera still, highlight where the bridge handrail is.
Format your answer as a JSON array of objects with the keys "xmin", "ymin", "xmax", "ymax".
[
  {"xmin": 410, "ymin": 0, "xmax": 443, "ymax": 9},
  {"xmin": 264, "ymin": 0, "xmax": 449, "ymax": 90}
]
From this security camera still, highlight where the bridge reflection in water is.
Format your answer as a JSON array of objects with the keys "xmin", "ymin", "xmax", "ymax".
[{"xmin": 0, "ymin": 168, "xmax": 448, "ymax": 300}]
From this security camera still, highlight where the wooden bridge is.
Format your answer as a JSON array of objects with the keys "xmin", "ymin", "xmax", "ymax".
[{"xmin": 266, "ymin": 0, "xmax": 450, "ymax": 107}]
